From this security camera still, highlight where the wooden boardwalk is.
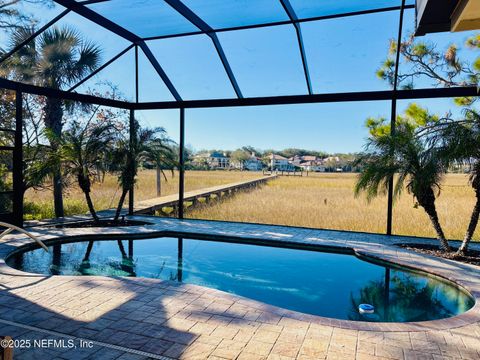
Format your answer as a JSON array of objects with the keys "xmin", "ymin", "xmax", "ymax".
[
  {"xmin": 24, "ymin": 175, "xmax": 277, "ymax": 227},
  {"xmin": 133, "ymin": 174, "xmax": 278, "ymax": 215}
]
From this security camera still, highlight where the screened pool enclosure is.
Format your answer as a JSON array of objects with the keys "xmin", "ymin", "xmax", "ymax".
[{"xmin": 0, "ymin": 0, "xmax": 478, "ymax": 234}]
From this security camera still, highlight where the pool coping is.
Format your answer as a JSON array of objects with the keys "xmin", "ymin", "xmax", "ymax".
[{"xmin": 1, "ymin": 216, "xmax": 480, "ymax": 333}]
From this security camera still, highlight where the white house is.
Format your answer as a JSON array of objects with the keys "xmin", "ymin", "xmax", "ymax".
[
  {"xmin": 208, "ymin": 152, "xmax": 230, "ymax": 169},
  {"xmin": 244, "ymin": 153, "xmax": 263, "ymax": 171},
  {"xmin": 298, "ymin": 160, "xmax": 326, "ymax": 172},
  {"xmin": 193, "ymin": 151, "xmax": 230, "ymax": 169},
  {"xmin": 267, "ymin": 154, "xmax": 295, "ymax": 171}
]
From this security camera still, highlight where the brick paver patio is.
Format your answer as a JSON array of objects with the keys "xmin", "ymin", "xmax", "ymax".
[{"xmin": 0, "ymin": 217, "xmax": 479, "ymax": 359}]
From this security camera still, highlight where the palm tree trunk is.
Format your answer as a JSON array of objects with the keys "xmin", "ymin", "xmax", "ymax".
[
  {"xmin": 45, "ymin": 98, "xmax": 64, "ymax": 218},
  {"xmin": 84, "ymin": 191, "xmax": 100, "ymax": 224},
  {"xmin": 114, "ymin": 188, "xmax": 128, "ymax": 222},
  {"xmin": 156, "ymin": 166, "xmax": 161, "ymax": 197},
  {"xmin": 421, "ymin": 202, "xmax": 450, "ymax": 252},
  {"xmin": 78, "ymin": 175, "xmax": 99, "ymax": 224},
  {"xmin": 52, "ymin": 169, "xmax": 64, "ymax": 218},
  {"xmin": 458, "ymin": 191, "xmax": 480, "ymax": 255}
]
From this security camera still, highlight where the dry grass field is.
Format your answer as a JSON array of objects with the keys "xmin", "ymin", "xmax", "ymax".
[
  {"xmin": 23, "ymin": 170, "xmax": 261, "ymax": 220},
  {"xmin": 25, "ymin": 170, "xmax": 477, "ymax": 241},
  {"xmin": 186, "ymin": 172, "xmax": 478, "ymax": 241}
]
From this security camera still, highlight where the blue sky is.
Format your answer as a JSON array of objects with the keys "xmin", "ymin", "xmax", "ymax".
[{"xmin": 15, "ymin": 2, "xmax": 480, "ymax": 153}]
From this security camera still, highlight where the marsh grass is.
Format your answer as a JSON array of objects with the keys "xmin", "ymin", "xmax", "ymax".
[
  {"xmin": 24, "ymin": 170, "xmax": 477, "ymax": 241},
  {"xmin": 23, "ymin": 170, "xmax": 262, "ymax": 220},
  {"xmin": 186, "ymin": 172, "xmax": 478, "ymax": 241}
]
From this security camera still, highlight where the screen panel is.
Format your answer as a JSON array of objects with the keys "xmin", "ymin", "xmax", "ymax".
[
  {"xmin": 302, "ymin": 10, "xmax": 400, "ymax": 93},
  {"xmin": 22, "ymin": 97, "xmax": 131, "ymax": 221},
  {"xmin": 183, "ymin": 101, "xmax": 391, "ymax": 234},
  {"xmin": 289, "ymin": 0, "xmax": 401, "ymax": 18},
  {"xmin": 135, "ymin": 109, "xmax": 180, "ymax": 217},
  {"xmin": 182, "ymin": 0, "xmax": 289, "ymax": 30},
  {"xmin": 217, "ymin": 25, "xmax": 308, "ymax": 97},
  {"xmin": 72, "ymin": 46, "xmax": 136, "ymax": 101},
  {"xmin": 392, "ymin": 97, "xmax": 480, "ymax": 241},
  {"xmin": 0, "ymin": 89, "xmax": 15, "ymax": 221},
  {"xmin": 87, "ymin": 0, "xmax": 200, "ymax": 38},
  {"xmin": 138, "ymin": 50, "xmax": 176, "ymax": 102},
  {"xmin": 146, "ymin": 35, "xmax": 237, "ymax": 100},
  {"xmin": 0, "ymin": 1, "xmax": 67, "ymax": 51}
]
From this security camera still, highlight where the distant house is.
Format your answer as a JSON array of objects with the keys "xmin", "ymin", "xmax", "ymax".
[
  {"xmin": 287, "ymin": 155, "xmax": 327, "ymax": 172},
  {"xmin": 208, "ymin": 152, "xmax": 230, "ymax": 169},
  {"xmin": 230, "ymin": 152, "xmax": 263, "ymax": 171},
  {"xmin": 193, "ymin": 151, "xmax": 230, "ymax": 169},
  {"xmin": 289, "ymin": 155, "xmax": 320, "ymax": 166},
  {"xmin": 301, "ymin": 155, "xmax": 319, "ymax": 162},
  {"xmin": 298, "ymin": 160, "xmax": 326, "ymax": 172},
  {"xmin": 288, "ymin": 155, "xmax": 302, "ymax": 167},
  {"xmin": 267, "ymin": 154, "xmax": 295, "ymax": 171},
  {"xmin": 244, "ymin": 153, "xmax": 263, "ymax": 171}
]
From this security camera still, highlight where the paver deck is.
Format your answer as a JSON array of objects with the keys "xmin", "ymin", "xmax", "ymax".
[{"xmin": 0, "ymin": 217, "xmax": 479, "ymax": 359}]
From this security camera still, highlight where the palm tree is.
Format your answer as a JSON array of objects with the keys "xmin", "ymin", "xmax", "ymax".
[
  {"xmin": 355, "ymin": 119, "xmax": 451, "ymax": 251},
  {"xmin": 4, "ymin": 26, "xmax": 101, "ymax": 218},
  {"xmin": 153, "ymin": 142, "xmax": 176, "ymax": 197},
  {"xmin": 433, "ymin": 109, "xmax": 480, "ymax": 255},
  {"xmin": 53, "ymin": 118, "xmax": 115, "ymax": 223},
  {"xmin": 111, "ymin": 121, "xmax": 176, "ymax": 222}
]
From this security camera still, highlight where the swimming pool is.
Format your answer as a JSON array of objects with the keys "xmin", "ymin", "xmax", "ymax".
[{"xmin": 6, "ymin": 236, "xmax": 474, "ymax": 322}]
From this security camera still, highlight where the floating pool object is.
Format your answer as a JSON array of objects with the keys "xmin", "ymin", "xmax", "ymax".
[{"xmin": 359, "ymin": 304, "xmax": 375, "ymax": 314}]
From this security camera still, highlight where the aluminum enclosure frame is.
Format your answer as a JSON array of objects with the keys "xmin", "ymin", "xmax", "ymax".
[{"xmin": 0, "ymin": 0, "xmax": 477, "ymax": 237}]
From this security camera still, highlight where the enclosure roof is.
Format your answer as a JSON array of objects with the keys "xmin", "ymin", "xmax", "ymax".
[{"xmin": 0, "ymin": 0, "xmax": 478, "ymax": 109}]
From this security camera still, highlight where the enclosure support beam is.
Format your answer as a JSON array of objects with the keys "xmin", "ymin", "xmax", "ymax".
[
  {"xmin": 0, "ymin": 78, "xmax": 132, "ymax": 109},
  {"xmin": 387, "ymin": 0, "xmax": 406, "ymax": 236},
  {"xmin": 134, "ymin": 86, "xmax": 479, "ymax": 110},
  {"xmin": 128, "ymin": 108, "xmax": 135, "ymax": 216},
  {"xmin": 164, "ymin": 0, "xmax": 243, "ymax": 98},
  {"xmin": 178, "ymin": 108, "xmax": 185, "ymax": 219},
  {"xmin": 279, "ymin": 0, "xmax": 313, "ymax": 95},
  {"xmin": 135, "ymin": 45, "xmax": 139, "ymax": 103},
  {"xmin": 13, "ymin": 91, "xmax": 23, "ymax": 227},
  {"xmin": 2, "ymin": 76, "xmax": 477, "ymax": 112},
  {"xmin": 78, "ymin": 0, "xmax": 110, "ymax": 5}
]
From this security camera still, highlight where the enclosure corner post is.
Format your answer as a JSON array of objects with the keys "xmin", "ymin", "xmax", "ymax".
[
  {"xmin": 387, "ymin": 95, "xmax": 397, "ymax": 235},
  {"xmin": 13, "ymin": 90, "xmax": 23, "ymax": 227},
  {"xmin": 387, "ymin": 0, "xmax": 406, "ymax": 236},
  {"xmin": 128, "ymin": 108, "xmax": 135, "ymax": 216},
  {"xmin": 178, "ymin": 107, "xmax": 185, "ymax": 220}
]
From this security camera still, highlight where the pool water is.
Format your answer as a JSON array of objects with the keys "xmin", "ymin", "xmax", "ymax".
[{"xmin": 7, "ymin": 237, "xmax": 474, "ymax": 322}]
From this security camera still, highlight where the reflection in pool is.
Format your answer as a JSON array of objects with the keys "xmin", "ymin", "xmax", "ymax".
[{"xmin": 7, "ymin": 237, "xmax": 474, "ymax": 322}]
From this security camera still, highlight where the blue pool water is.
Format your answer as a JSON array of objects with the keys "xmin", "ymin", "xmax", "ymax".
[{"xmin": 7, "ymin": 237, "xmax": 474, "ymax": 322}]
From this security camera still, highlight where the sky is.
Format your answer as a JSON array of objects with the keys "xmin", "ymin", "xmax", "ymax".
[{"xmin": 11, "ymin": 1, "xmax": 480, "ymax": 154}]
